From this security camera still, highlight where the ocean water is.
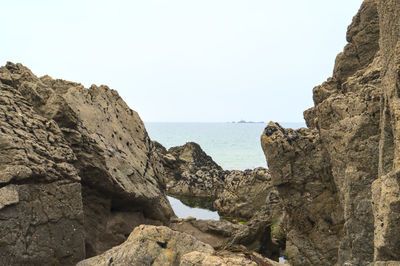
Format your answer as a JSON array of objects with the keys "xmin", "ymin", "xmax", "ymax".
[{"xmin": 145, "ymin": 122, "xmax": 305, "ymax": 170}]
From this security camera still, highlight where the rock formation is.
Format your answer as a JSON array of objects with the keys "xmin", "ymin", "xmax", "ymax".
[
  {"xmin": 0, "ymin": 63, "xmax": 174, "ymax": 265},
  {"xmin": 155, "ymin": 141, "xmax": 284, "ymax": 259},
  {"xmin": 77, "ymin": 224, "xmax": 284, "ymax": 266},
  {"xmin": 261, "ymin": 0, "xmax": 400, "ymax": 265},
  {"xmin": 156, "ymin": 141, "xmax": 281, "ymax": 222}
]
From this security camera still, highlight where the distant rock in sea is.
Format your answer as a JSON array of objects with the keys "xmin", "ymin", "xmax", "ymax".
[{"xmin": 232, "ymin": 120, "xmax": 264, "ymax": 123}]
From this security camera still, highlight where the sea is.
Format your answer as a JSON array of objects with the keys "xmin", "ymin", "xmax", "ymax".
[{"xmin": 145, "ymin": 122, "xmax": 306, "ymax": 170}]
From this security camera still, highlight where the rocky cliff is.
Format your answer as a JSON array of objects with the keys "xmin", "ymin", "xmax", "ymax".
[
  {"xmin": 261, "ymin": 0, "xmax": 400, "ymax": 265},
  {"xmin": 0, "ymin": 63, "xmax": 174, "ymax": 265}
]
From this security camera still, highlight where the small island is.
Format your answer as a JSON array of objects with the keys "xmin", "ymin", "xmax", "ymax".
[{"xmin": 232, "ymin": 120, "xmax": 265, "ymax": 124}]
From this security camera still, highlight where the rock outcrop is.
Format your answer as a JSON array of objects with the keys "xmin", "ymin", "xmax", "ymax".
[
  {"xmin": 0, "ymin": 63, "xmax": 174, "ymax": 265},
  {"xmin": 77, "ymin": 224, "xmax": 284, "ymax": 266},
  {"xmin": 261, "ymin": 0, "xmax": 400, "ymax": 265}
]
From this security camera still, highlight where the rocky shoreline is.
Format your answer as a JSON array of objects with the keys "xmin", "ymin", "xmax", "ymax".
[
  {"xmin": 0, "ymin": 62, "xmax": 286, "ymax": 265},
  {"xmin": 2, "ymin": 0, "xmax": 400, "ymax": 265}
]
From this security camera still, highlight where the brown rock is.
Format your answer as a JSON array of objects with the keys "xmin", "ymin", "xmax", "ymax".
[
  {"xmin": 261, "ymin": 0, "xmax": 400, "ymax": 265},
  {"xmin": 0, "ymin": 63, "xmax": 174, "ymax": 264}
]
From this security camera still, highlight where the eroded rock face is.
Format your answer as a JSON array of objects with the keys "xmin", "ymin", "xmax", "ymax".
[
  {"xmin": 0, "ymin": 63, "xmax": 174, "ymax": 264},
  {"xmin": 262, "ymin": 0, "xmax": 400, "ymax": 265}
]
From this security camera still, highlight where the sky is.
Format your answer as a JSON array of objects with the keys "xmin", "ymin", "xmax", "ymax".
[{"xmin": 2, "ymin": 0, "xmax": 364, "ymax": 122}]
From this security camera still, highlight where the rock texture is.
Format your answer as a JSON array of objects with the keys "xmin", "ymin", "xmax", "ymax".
[
  {"xmin": 0, "ymin": 63, "xmax": 174, "ymax": 265},
  {"xmin": 77, "ymin": 225, "xmax": 284, "ymax": 266},
  {"xmin": 261, "ymin": 0, "xmax": 400, "ymax": 265}
]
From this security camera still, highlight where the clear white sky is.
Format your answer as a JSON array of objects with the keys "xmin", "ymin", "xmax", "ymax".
[{"xmin": 2, "ymin": 0, "xmax": 363, "ymax": 122}]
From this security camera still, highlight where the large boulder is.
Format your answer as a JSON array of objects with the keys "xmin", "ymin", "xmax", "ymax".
[
  {"xmin": 0, "ymin": 63, "xmax": 174, "ymax": 264},
  {"xmin": 261, "ymin": 0, "xmax": 400, "ymax": 265}
]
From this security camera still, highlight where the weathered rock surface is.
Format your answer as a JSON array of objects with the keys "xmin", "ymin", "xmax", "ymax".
[
  {"xmin": 0, "ymin": 63, "xmax": 174, "ymax": 264},
  {"xmin": 0, "ymin": 79, "xmax": 85, "ymax": 265},
  {"xmin": 77, "ymin": 225, "xmax": 284, "ymax": 266},
  {"xmin": 261, "ymin": 0, "xmax": 400, "ymax": 265},
  {"xmin": 215, "ymin": 168, "xmax": 281, "ymax": 222}
]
